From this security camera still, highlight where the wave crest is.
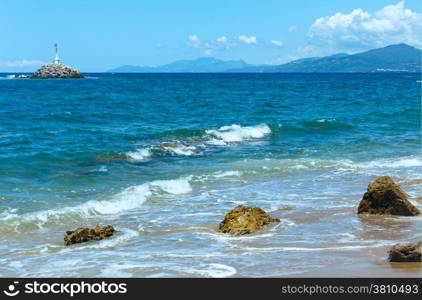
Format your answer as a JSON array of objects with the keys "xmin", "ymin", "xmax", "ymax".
[
  {"xmin": 0, "ymin": 177, "xmax": 192, "ymax": 234},
  {"xmin": 205, "ymin": 124, "xmax": 271, "ymax": 144},
  {"xmin": 126, "ymin": 148, "xmax": 152, "ymax": 162}
]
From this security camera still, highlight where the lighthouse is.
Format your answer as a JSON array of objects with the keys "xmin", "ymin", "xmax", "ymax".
[
  {"xmin": 53, "ymin": 43, "xmax": 60, "ymax": 64},
  {"xmin": 30, "ymin": 43, "xmax": 84, "ymax": 78}
]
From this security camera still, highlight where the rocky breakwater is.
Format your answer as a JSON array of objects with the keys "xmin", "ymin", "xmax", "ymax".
[
  {"xmin": 30, "ymin": 63, "xmax": 84, "ymax": 79},
  {"xmin": 358, "ymin": 176, "xmax": 420, "ymax": 216},
  {"xmin": 64, "ymin": 225, "xmax": 115, "ymax": 246},
  {"xmin": 219, "ymin": 205, "xmax": 280, "ymax": 236}
]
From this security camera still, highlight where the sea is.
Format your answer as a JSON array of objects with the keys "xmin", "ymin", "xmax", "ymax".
[{"xmin": 0, "ymin": 73, "xmax": 421, "ymax": 277}]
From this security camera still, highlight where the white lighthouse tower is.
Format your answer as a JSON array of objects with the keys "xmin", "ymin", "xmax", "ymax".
[
  {"xmin": 53, "ymin": 43, "xmax": 60, "ymax": 64},
  {"xmin": 30, "ymin": 43, "xmax": 84, "ymax": 78}
]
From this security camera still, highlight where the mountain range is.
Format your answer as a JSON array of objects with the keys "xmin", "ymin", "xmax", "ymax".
[
  {"xmin": 108, "ymin": 57, "xmax": 251, "ymax": 73},
  {"xmin": 107, "ymin": 44, "xmax": 421, "ymax": 73}
]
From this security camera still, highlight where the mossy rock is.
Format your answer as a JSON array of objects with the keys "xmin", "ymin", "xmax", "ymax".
[
  {"xmin": 64, "ymin": 225, "xmax": 115, "ymax": 246},
  {"xmin": 358, "ymin": 176, "xmax": 419, "ymax": 216},
  {"xmin": 388, "ymin": 242, "xmax": 421, "ymax": 262},
  {"xmin": 219, "ymin": 205, "xmax": 280, "ymax": 236}
]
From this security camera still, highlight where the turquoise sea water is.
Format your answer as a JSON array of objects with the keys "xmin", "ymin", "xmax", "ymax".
[{"xmin": 0, "ymin": 73, "xmax": 421, "ymax": 277}]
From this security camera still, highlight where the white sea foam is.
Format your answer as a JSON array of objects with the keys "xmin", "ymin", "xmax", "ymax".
[
  {"xmin": 211, "ymin": 170, "xmax": 242, "ymax": 178},
  {"xmin": 2, "ymin": 184, "xmax": 153, "ymax": 229},
  {"xmin": 1, "ymin": 75, "xmax": 17, "ymax": 79},
  {"xmin": 276, "ymin": 156, "xmax": 422, "ymax": 173},
  {"xmin": 98, "ymin": 166, "xmax": 108, "ymax": 172},
  {"xmin": 62, "ymin": 228, "xmax": 139, "ymax": 251},
  {"xmin": 205, "ymin": 155, "xmax": 419, "ymax": 179},
  {"xmin": 0, "ymin": 208, "xmax": 18, "ymax": 220},
  {"xmin": 164, "ymin": 252, "xmax": 224, "ymax": 258},
  {"xmin": 126, "ymin": 148, "xmax": 151, "ymax": 162},
  {"xmin": 150, "ymin": 177, "xmax": 192, "ymax": 194},
  {"xmin": 205, "ymin": 124, "xmax": 271, "ymax": 144},
  {"xmin": 359, "ymin": 156, "xmax": 422, "ymax": 169},
  {"xmin": 319, "ymin": 156, "xmax": 422, "ymax": 172},
  {"xmin": 240, "ymin": 243, "xmax": 392, "ymax": 253},
  {"xmin": 195, "ymin": 170, "xmax": 243, "ymax": 182},
  {"xmin": 316, "ymin": 118, "xmax": 335, "ymax": 123},
  {"xmin": 128, "ymin": 124, "xmax": 271, "ymax": 160},
  {"xmin": 162, "ymin": 143, "xmax": 198, "ymax": 156},
  {"xmin": 0, "ymin": 177, "xmax": 192, "ymax": 230},
  {"xmin": 98, "ymin": 262, "xmax": 153, "ymax": 277},
  {"xmin": 197, "ymin": 230, "xmax": 277, "ymax": 242},
  {"xmin": 192, "ymin": 263, "xmax": 237, "ymax": 278},
  {"xmin": 98, "ymin": 261, "xmax": 236, "ymax": 278}
]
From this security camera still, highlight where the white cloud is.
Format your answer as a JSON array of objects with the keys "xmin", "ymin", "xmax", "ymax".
[
  {"xmin": 0, "ymin": 60, "xmax": 45, "ymax": 67},
  {"xmin": 238, "ymin": 35, "xmax": 257, "ymax": 44},
  {"xmin": 288, "ymin": 25, "xmax": 297, "ymax": 32},
  {"xmin": 216, "ymin": 36, "xmax": 228, "ymax": 43},
  {"xmin": 203, "ymin": 49, "xmax": 215, "ymax": 55},
  {"xmin": 187, "ymin": 35, "xmax": 201, "ymax": 48},
  {"xmin": 270, "ymin": 40, "xmax": 284, "ymax": 47},
  {"xmin": 187, "ymin": 35, "xmax": 238, "ymax": 54},
  {"xmin": 307, "ymin": 1, "xmax": 422, "ymax": 53},
  {"xmin": 296, "ymin": 45, "xmax": 317, "ymax": 56},
  {"xmin": 203, "ymin": 42, "xmax": 215, "ymax": 49},
  {"xmin": 216, "ymin": 36, "xmax": 236, "ymax": 48}
]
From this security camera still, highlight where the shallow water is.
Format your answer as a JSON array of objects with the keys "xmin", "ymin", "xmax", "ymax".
[{"xmin": 0, "ymin": 73, "xmax": 420, "ymax": 277}]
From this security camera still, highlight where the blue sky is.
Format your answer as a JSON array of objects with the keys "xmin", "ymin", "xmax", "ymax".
[{"xmin": 1, "ymin": 0, "xmax": 421, "ymax": 71}]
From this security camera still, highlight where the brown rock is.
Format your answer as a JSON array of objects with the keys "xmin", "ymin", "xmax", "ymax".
[
  {"xmin": 219, "ymin": 205, "xmax": 280, "ymax": 236},
  {"xmin": 388, "ymin": 242, "xmax": 421, "ymax": 262},
  {"xmin": 358, "ymin": 176, "xmax": 419, "ymax": 216},
  {"xmin": 64, "ymin": 225, "xmax": 115, "ymax": 246},
  {"xmin": 162, "ymin": 142, "xmax": 179, "ymax": 148}
]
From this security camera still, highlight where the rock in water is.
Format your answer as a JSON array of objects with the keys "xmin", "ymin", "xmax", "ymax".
[
  {"xmin": 219, "ymin": 205, "xmax": 280, "ymax": 236},
  {"xmin": 388, "ymin": 242, "xmax": 421, "ymax": 262},
  {"xmin": 358, "ymin": 176, "xmax": 419, "ymax": 216},
  {"xmin": 30, "ymin": 63, "xmax": 84, "ymax": 79},
  {"xmin": 64, "ymin": 225, "xmax": 115, "ymax": 246}
]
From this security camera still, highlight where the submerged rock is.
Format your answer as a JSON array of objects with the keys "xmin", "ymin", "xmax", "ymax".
[
  {"xmin": 31, "ymin": 63, "xmax": 84, "ymax": 79},
  {"xmin": 162, "ymin": 142, "xmax": 198, "ymax": 151},
  {"xmin": 64, "ymin": 225, "xmax": 115, "ymax": 246},
  {"xmin": 219, "ymin": 205, "xmax": 280, "ymax": 236},
  {"xmin": 93, "ymin": 151, "xmax": 128, "ymax": 163},
  {"xmin": 388, "ymin": 242, "xmax": 421, "ymax": 262},
  {"xmin": 358, "ymin": 176, "xmax": 419, "ymax": 216},
  {"xmin": 162, "ymin": 142, "xmax": 179, "ymax": 148}
]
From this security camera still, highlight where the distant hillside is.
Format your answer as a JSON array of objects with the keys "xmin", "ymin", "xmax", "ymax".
[
  {"xmin": 234, "ymin": 44, "xmax": 421, "ymax": 73},
  {"xmin": 108, "ymin": 44, "xmax": 421, "ymax": 73},
  {"xmin": 108, "ymin": 57, "xmax": 250, "ymax": 73}
]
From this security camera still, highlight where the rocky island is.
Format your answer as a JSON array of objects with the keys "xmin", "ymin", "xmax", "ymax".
[{"xmin": 30, "ymin": 43, "xmax": 84, "ymax": 79}]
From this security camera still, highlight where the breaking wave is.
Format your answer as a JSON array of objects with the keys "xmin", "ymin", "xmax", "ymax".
[
  {"xmin": 122, "ymin": 123, "xmax": 272, "ymax": 162},
  {"xmin": 0, "ymin": 177, "xmax": 192, "ymax": 234},
  {"xmin": 126, "ymin": 148, "xmax": 152, "ymax": 162},
  {"xmin": 205, "ymin": 124, "xmax": 271, "ymax": 144},
  {"xmin": 161, "ymin": 143, "xmax": 198, "ymax": 156}
]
